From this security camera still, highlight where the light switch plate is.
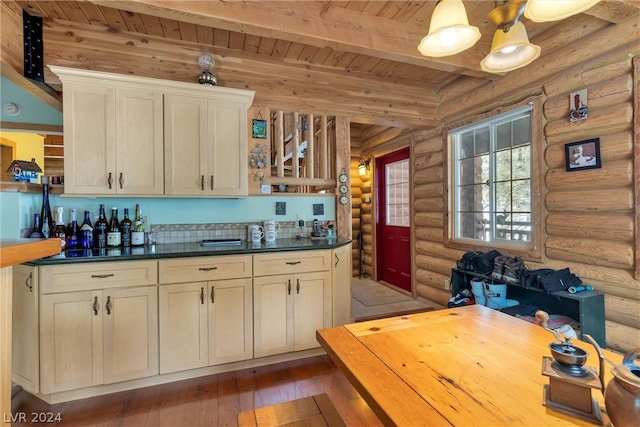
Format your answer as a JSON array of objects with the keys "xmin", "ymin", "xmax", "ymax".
[{"xmin": 261, "ymin": 184, "xmax": 271, "ymax": 194}]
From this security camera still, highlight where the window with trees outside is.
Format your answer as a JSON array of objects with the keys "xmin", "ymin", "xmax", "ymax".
[{"xmin": 446, "ymin": 99, "xmax": 542, "ymax": 260}]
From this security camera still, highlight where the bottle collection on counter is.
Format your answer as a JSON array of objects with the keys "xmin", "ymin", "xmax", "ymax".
[{"xmin": 28, "ymin": 196, "xmax": 146, "ymax": 254}]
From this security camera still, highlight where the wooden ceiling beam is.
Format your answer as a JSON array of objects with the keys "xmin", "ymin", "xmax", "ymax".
[
  {"xmin": 584, "ymin": 0, "xmax": 640, "ymax": 23},
  {"xmin": 0, "ymin": 61, "xmax": 63, "ymax": 112},
  {"xmin": 89, "ymin": 0, "xmax": 495, "ymax": 79}
]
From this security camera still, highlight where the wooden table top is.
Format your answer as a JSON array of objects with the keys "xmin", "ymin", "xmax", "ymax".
[{"xmin": 317, "ymin": 305, "xmax": 623, "ymax": 426}]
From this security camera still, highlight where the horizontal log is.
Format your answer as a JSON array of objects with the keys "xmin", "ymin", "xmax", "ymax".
[
  {"xmin": 413, "ymin": 182, "xmax": 443, "ymax": 199},
  {"xmin": 546, "ymin": 236, "xmax": 634, "ymax": 269},
  {"xmin": 415, "ymin": 254, "xmax": 454, "ymax": 278},
  {"xmin": 414, "ymin": 197, "xmax": 443, "ymax": 213},
  {"xmin": 543, "ymin": 74, "xmax": 633, "ymax": 121},
  {"xmin": 605, "ymin": 321, "xmax": 640, "ymax": 353},
  {"xmin": 361, "ymin": 203, "xmax": 373, "ymax": 215},
  {"xmin": 414, "ymin": 135, "xmax": 444, "ymax": 156},
  {"xmin": 361, "ymin": 213, "xmax": 372, "ymax": 225},
  {"xmin": 361, "ymin": 180, "xmax": 372, "ymax": 192},
  {"xmin": 414, "ymin": 227, "xmax": 443, "ymax": 243},
  {"xmin": 414, "ymin": 152, "xmax": 443, "ymax": 171},
  {"xmin": 414, "ymin": 166, "xmax": 443, "ymax": 186},
  {"xmin": 414, "ymin": 240, "xmax": 463, "ymax": 262},
  {"xmin": 544, "ymin": 102, "xmax": 633, "ymax": 145},
  {"xmin": 362, "ymin": 224, "xmax": 373, "ymax": 234},
  {"xmin": 415, "ymin": 270, "xmax": 450, "ymax": 305},
  {"xmin": 545, "ymin": 131, "xmax": 632, "ymax": 169},
  {"xmin": 414, "ymin": 212, "xmax": 443, "ymax": 228},
  {"xmin": 546, "ymin": 212, "xmax": 634, "ymax": 242},
  {"xmin": 545, "ymin": 159, "xmax": 633, "ymax": 191},
  {"xmin": 546, "ymin": 188, "xmax": 633, "ymax": 213},
  {"xmin": 605, "ymin": 294, "xmax": 640, "ymax": 329},
  {"xmin": 271, "ymin": 177, "xmax": 337, "ymax": 186},
  {"xmin": 544, "ymin": 56, "xmax": 633, "ymax": 98},
  {"xmin": 351, "ymin": 187, "xmax": 362, "ymax": 198}
]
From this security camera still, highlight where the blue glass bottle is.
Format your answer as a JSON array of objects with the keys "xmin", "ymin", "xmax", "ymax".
[
  {"xmin": 39, "ymin": 176, "xmax": 53, "ymax": 238},
  {"xmin": 80, "ymin": 210, "xmax": 94, "ymax": 249}
]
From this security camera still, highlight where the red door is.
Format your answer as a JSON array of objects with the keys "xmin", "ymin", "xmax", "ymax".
[{"xmin": 375, "ymin": 148, "xmax": 411, "ymax": 292}]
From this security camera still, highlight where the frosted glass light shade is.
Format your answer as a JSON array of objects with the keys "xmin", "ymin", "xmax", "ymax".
[
  {"xmin": 524, "ymin": 0, "xmax": 601, "ymax": 22},
  {"xmin": 480, "ymin": 22, "xmax": 541, "ymax": 73},
  {"xmin": 417, "ymin": 0, "xmax": 481, "ymax": 57}
]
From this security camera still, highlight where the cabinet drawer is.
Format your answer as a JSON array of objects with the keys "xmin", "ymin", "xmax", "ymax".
[
  {"xmin": 159, "ymin": 255, "xmax": 252, "ymax": 284},
  {"xmin": 253, "ymin": 251, "xmax": 330, "ymax": 276},
  {"xmin": 40, "ymin": 260, "xmax": 158, "ymax": 294}
]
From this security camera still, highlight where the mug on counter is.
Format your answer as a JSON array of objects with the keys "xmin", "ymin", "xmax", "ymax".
[
  {"xmin": 263, "ymin": 220, "xmax": 280, "ymax": 242},
  {"xmin": 248, "ymin": 224, "xmax": 264, "ymax": 243}
]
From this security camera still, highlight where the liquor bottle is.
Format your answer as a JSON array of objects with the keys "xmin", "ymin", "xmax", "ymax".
[
  {"xmin": 94, "ymin": 204, "xmax": 109, "ymax": 249},
  {"xmin": 120, "ymin": 208, "xmax": 132, "ymax": 248},
  {"xmin": 106, "ymin": 207, "xmax": 122, "ymax": 247},
  {"xmin": 52, "ymin": 206, "xmax": 67, "ymax": 250},
  {"xmin": 80, "ymin": 210, "xmax": 94, "ymax": 249},
  {"xmin": 131, "ymin": 204, "xmax": 145, "ymax": 246},
  {"xmin": 28, "ymin": 213, "xmax": 46, "ymax": 238},
  {"xmin": 39, "ymin": 176, "xmax": 54, "ymax": 238},
  {"xmin": 66, "ymin": 208, "xmax": 81, "ymax": 249}
]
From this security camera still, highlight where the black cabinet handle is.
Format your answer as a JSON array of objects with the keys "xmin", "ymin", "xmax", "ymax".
[
  {"xmin": 335, "ymin": 253, "xmax": 339, "ymax": 267},
  {"xmin": 211, "ymin": 287, "xmax": 215, "ymax": 303},
  {"xmin": 286, "ymin": 261, "xmax": 302, "ymax": 266},
  {"xmin": 287, "ymin": 279, "xmax": 291, "ymax": 295},
  {"xmin": 93, "ymin": 296, "xmax": 99, "ymax": 315},
  {"xmin": 198, "ymin": 267, "xmax": 218, "ymax": 271},
  {"xmin": 119, "ymin": 173, "xmax": 123, "ymax": 189},
  {"xmin": 200, "ymin": 287, "xmax": 205, "ymax": 304},
  {"xmin": 210, "ymin": 175, "xmax": 214, "ymax": 190},
  {"xmin": 296, "ymin": 278, "xmax": 300, "ymax": 294},
  {"xmin": 201, "ymin": 175, "xmax": 204, "ymax": 190},
  {"xmin": 106, "ymin": 296, "xmax": 112, "ymax": 315},
  {"xmin": 108, "ymin": 172, "xmax": 113, "ymax": 189},
  {"xmin": 25, "ymin": 272, "xmax": 33, "ymax": 292},
  {"xmin": 91, "ymin": 274, "xmax": 115, "ymax": 279}
]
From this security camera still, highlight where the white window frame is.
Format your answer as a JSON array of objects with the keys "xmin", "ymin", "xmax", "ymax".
[{"xmin": 444, "ymin": 97, "xmax": 543, "ymax": 261}]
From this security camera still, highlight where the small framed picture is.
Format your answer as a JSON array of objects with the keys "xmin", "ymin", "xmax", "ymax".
[
  {"xmin": 565, "ymin": 138, "xmax": 601, "ymax": 172},
  {"xmin": 252, "ymin": 119, "xmax": 267, "ymax": 139}
]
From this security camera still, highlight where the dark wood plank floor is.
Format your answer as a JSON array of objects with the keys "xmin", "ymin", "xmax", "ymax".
[{"xmin": 11, "ymin": 355, "xmax": 383, "ymax": 427}]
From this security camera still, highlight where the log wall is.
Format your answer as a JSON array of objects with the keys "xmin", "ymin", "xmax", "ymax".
[{"xmin": 405, "ymin": 20, "xmax": 640, "ymax": 352}]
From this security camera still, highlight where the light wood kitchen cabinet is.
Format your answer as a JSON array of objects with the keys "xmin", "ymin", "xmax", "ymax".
[
  {"xmin": 12, "ymin": 265, "xmax": 40, "ymax": 393},
  {"xmin": 253, "ymin": 251, "xmax": 331, "ymax": 358},
  {"xmin": 35, "ymin": 261, "xmax": 158, "ymax": 394},
  {"xmin": 164, "ymin": 92, "xmax": 252, "ymax": 196},
  {"xmin": 331, "ymin": 244, "xmax": 353, "ymax": 325},
  {"xmin": 158, "ymin": 256, "xmax": 253, "ymax": 374},
  {"xmin": 51, "ymin": 66, "xmax": 164, "ymax": 196}
]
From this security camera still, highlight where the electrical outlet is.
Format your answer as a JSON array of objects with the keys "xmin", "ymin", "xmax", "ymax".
[{"xmin": 444, "ymin": 278, "xmax": 451, "ymax": 290}]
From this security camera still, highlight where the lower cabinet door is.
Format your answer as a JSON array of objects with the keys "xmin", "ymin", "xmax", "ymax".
[
  {"xmin": 293, "ymin": 271, "xmax": 331, "ymax": 351},
  {"xmin": 253, "ymin": 275, "xmax": 294, "ymax": 358},
  {"xmin": 103, "ymin": 285, "xmax": 158, "ymax": 383},
  {"xmin": 208, "ymin": 278, "xmax": 253, "ymax": 365},
  {"xmin": 40, "ymin": 291, "xmax": 104, "ymax": 394},
  {"xmin": 159, "ymin": 282, "xmax": 208, "ymax": 374}
]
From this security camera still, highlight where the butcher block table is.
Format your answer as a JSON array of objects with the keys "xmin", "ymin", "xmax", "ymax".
[
  {"xmin": 0, "ymin": 239, "xmax": 61, "ymax": 424},
  {"xmin": 316, "ymin": 305, "xmax": 623, "ymax": 426}
]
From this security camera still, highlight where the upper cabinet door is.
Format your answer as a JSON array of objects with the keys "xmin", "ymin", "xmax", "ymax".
[
  {"xmin": 62, "ymin": 82, "xmax": 116, "ymax": 195},
  {"xmin": 163, "ymin": 94, "xmax": 208, "ymax": 196},
  {"xmin": 115, "ymin": 88, "xmax": 164, "ymax": 195}
]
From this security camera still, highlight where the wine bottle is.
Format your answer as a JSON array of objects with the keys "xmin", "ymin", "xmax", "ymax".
[
  {"xmin": 52, "ymin": 206, "xmax": 67, "ymax": 250},
  {"xmin": 66, "ymin": 208, "xmax": 81, "ymax": 249},
  {"xmin": 80, "ymin": 210, "xmax": 94, "ymax": 249},
  {"xmin": 131, "ymin": 204, "xmax": 145, "ymax": 246},
  {"xmin": 39, "ymin": 176, "xmax": 53, "ymax": 238},
  {"xmin": 106, "ymin": 207, "xmax": 122, "ymax": 247},
  {"xmin": 28, "ymin": 213, "xmax": 46, "ymax": 238},
  {"xmin": 94, "ymin": 204, "xmax": 109, "ymax": 249},
  {"xmin": 120, "ymin": 208, "xmax": 132, "ymax": 248}
]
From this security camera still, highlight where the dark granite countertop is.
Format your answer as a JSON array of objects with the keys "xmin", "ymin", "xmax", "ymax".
[{"xmin": 27, "ymin": 238, "xmax": 352, "ymax": 266}]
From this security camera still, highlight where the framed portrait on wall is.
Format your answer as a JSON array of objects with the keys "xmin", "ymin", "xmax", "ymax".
[{"xmin": 565, "ymin": 138, "xmax": 601, "ymax": 172}]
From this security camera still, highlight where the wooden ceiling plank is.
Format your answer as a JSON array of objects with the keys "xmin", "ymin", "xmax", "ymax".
[
  {"xmin": 178, "ymin": 21, "xmax": 198, "ymax": 43},
  {"xmin": 283, "ymin": 42, "xmax": 305, "ymax": 61},
  {"xmin": 227, "ymin": 31, "xmax": 245, "ymax": 50},
  {"xmin": 212, "ymin": 28, "xmax": 230, "ymax": 49},
  {"xmin": 298, "ymin": 45, "xmax": 322, "ymax": 64},
  {"xmin": 257, "ymin": 37, "xmax": 278, "ymax": 57},
  {"xmin": 137, "ymin": 11, "xmax": 164, "ymax": 37},
  {"xmin": 75, "ymin": 2, "xmax": 108, "ymax": 26},
  {"xmin": 16, "ymin": 1, "xmax": 49, "ymax": 18},
  {"xmin": 55, "ymin": 1, "xmax": 91, "ymax": 24},
  {"xmin": 158, "ymin": 16, "xmax": 181, "ymax": 40},
  {"xmin": 195, "ymin": 24, "xmax": 213, "ymax": 45},
  {"xmin": 271, "ymin": 40, "xmax": 291, "ymax": 58},
  {"xmin": 88, "ymin": 0, "xmax": 492, "ymax": 78},
  {"xmin": 585, "ymin": 0, "xmax": 640, "ymax": 23},
  {"xmin": 119, "ymin": 8, "xmax": 148, "ymax": 33},
  {"xmin": 310, "ymin": 47, "xmax": 335, "ymax": 65},
  {"xmin": 242, "ymin": 34, "xmax": 261, "ymax": 54},
  {"xmin": 98, "ymin": 5, "xmax": 129, "ymax": 31}
]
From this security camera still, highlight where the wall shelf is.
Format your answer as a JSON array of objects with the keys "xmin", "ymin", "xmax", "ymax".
[{"xmin": 0, "ymin": 181, "xmax": 63, "ymax": 194}]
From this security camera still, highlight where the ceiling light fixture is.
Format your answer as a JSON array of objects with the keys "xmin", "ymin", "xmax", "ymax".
[
  {"xmin": 524, "ymin": 0, "xmax": 601, "ymax": 22},
  {"xmin": 418, "ymin": 0, "xmax": 600, "ymax": 73},
  {"xmin": 198, "ymin": 51, "xmax": 217, "ymax": 86},
  {"xmin": 417, "ymin": 0, "xmax": 480, "ymax": 57}
]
